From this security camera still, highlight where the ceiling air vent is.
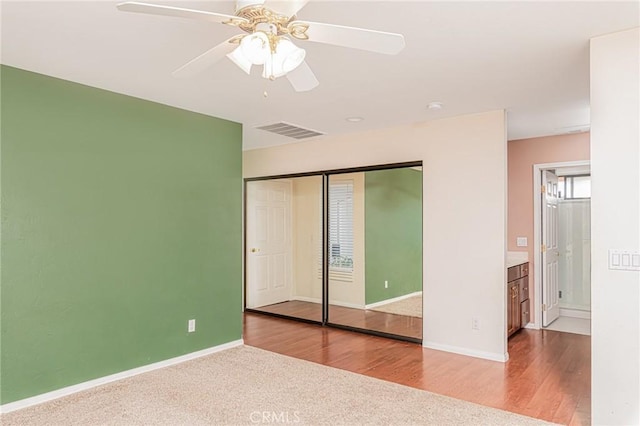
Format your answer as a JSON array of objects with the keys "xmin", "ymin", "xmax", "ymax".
[{"xmin": 256, "ymin": 122, "xmax": 324, "ymax": 140}]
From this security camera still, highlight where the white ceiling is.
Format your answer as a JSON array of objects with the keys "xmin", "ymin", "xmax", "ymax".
[{"xmin": 2, "ymin": 1, "xmax": 638, "ymax": 150}]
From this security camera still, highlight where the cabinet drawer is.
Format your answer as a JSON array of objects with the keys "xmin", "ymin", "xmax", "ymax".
[
  {"xmin": 508, "ymin": 262, "xmax": 529, "ymax": 281},
  {"xmin": 508, "ymin": 266, "xmax": 520, "ymax": 281},
  {"xmin": 518, "ymin": 276, "xmax": 529, "ymax": 303},
  {"xmin": 521, "ymin": 299, "xmax": 530, "ymax": 326}
]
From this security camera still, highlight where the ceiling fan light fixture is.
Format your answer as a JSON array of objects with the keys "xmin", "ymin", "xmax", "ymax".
[
  {"xmin": 262, "ymin": 37, "xmax": 305, "ymax": 79},
  {"xmin": 262, "ymin": 54, "xmax": 285, "ymax": 79},
  {"xmin": 278, "ymin": 38, "xmax": 306, "ymax": 73},
  {"xmin": 227, "ymin": 45, "xmax": 253, "ymax": 74},
  {"xmin": 240, "ymin": 31, "xmax": 270, "ymax": 65}
]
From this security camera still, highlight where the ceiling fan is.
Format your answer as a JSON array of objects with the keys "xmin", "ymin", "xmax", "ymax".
[{"xmin": 117, "ymin": 0, "xmax": 405, "ymax": 92}]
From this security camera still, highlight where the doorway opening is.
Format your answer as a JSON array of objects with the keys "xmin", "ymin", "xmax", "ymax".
[
  {"xmin": 244, "ymin": 162, "xmax": 423, "ymax": 343},
  {"xmin": 533, "ymin": 161, "xmax": 591, "ymax": 336}
]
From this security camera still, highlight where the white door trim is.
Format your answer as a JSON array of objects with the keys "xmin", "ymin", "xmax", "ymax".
[{"xmin": 532, "ymin": 160, "xmax": 590, "ymax": 329}]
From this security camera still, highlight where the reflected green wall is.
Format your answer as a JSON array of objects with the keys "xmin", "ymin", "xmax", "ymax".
[
  {"xmin": 365, "ymin": 168, "xmax": 422, "ymax": 305},
  {"xmin": 0, "ymin": 66, "xmax": 242, "ymax": 404}
]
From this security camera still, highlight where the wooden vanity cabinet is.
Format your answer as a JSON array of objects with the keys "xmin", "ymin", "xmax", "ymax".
[
  {"xmin": 521, "ymin": 298, "xmax": 530, "ymax": 327},
  {"xmin": 519, "ymin": 275, "xmax": 530, "ymax": 325},
  {"xmin": 507, "ymin": 262, "xmax": 529, "ymax": 337},
  {"xmin": 507, "ymin": 281, "xmax": 520, "ymax": 336}
]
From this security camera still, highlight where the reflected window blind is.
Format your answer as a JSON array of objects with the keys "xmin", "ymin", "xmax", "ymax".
[{"xmin": 328, "ymin": 180, "xmax": 354, "ymax": 281}]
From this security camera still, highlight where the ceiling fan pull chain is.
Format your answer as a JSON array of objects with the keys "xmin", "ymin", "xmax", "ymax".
[
  {"xmin": 263, "ymin": 73, "xmax": 269, "ymax": 98},
  {"xmin": 269, "ymin": 50, "xmax": 275, "ymax": 81}
]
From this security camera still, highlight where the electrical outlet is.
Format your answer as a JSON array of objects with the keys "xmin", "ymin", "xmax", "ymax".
[
  {"xmin": 472, "ymin": 318, "xmax": 480, "ymax": 330},
  {"xmin": 188, "ymin": 319, "xmax": 196, "ymax": 333},
  {"xmin": 384, "ymin": 280, "xmax": 388, "ymax": 289}
]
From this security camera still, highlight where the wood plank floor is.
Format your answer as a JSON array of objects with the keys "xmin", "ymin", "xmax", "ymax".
[
  {"xmin": 252, "ymin": 300, "xmax": 422, "ymax": 339},
  {"xmin": 243, "ymin": 312, "xmax": 591, "ymax": 425}
]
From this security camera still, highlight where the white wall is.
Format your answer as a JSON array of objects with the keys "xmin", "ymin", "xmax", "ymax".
[
  {"xmin": 590, "ymin": 27, "xmax": 640, "ymax": 425},
  {"xmin": 291, "ymin": 176, "xmax": 323, "ymax": 302},
  {"xmin": 245, "ymin": 110, "xmax": 508, "ymax": 361}
]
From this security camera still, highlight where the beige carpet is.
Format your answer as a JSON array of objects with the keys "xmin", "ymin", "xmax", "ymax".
[
  {"xmin": 2, "ymin": 346, "xmax": 553, "ymax": 425},
  {"xmin": 371, "ymin": 293, "xmax": 423, "ymax": 317}
]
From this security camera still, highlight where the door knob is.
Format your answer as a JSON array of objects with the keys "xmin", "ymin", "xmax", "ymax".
[{"xmin": 251, "ymin": 248, "xmax": 260, "ymax": 253}]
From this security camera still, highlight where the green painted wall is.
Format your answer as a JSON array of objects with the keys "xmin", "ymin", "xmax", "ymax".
[
  {"xmin": 365, "ymin": 168, "xmax": 422, "ymax": 305},
  {"xmin": 0, "ymin": 66, "xmax": 242, "ymax": 404}
]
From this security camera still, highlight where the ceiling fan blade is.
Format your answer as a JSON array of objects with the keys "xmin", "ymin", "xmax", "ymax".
[
  {"xmin": 263, "ymin": 0, "xmax": 310, "ymax": 17},
  {"xmin": 173, "ymin": 37, "xmax": 238, "ymax": 78},
  {"xmin": 117, "ymin": 2, "xmax": 248, "ymax": 26},
  {"xmin": 295, "ymin": 21, "xmax": 405, "ymax": 55},
  {"xmin": 286, "ymin": 61, "xmax": 319, "ymax": 92}
]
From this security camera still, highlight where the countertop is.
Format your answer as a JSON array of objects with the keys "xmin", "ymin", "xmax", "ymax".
[{"xmin": 507, "ymin": 251, "xmax": 529, "ymax": 268}]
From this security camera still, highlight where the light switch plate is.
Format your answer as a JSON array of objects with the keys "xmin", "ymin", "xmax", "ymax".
[
  {"xmin": 516, "ymin": 237, "xmax": 528, "ymax": 247},
  {"xmin": 609, "ymin": 250, "xmax": 640, "ymax": 271}
]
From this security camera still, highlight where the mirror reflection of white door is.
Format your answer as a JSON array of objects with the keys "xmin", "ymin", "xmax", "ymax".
[
  {"xmin": 542, "ymin": 170, "xmax": 560, "ymax": 326},
  {"xmin": 246, "ymin": 180, "xmax": 292, "ymax": 309}
]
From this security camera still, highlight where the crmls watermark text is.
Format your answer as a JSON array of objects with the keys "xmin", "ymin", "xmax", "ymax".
[{"xmin": 249, "ymin": 411, "xmax": 301, "ymax": 424}]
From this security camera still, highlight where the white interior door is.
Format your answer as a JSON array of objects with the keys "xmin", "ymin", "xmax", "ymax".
[
  {"xmin": 246, "ymin": 180, "xmax": 292, "ymax": 309},
  {"xmin": 542, "ymin": 170, "xmax": 560, "ymax": 326}
]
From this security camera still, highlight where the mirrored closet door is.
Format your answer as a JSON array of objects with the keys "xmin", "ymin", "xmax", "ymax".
[
  {"xmin": 327, "ymin": 167, "xmax": 423, "ymax": 340},
  {"xmin": 245, "ymin": 163, "xmax": 423, "ymax": 342},
  {"xmin": 245, "ymin": 175, "xmax": 323, "ymax": 323}
]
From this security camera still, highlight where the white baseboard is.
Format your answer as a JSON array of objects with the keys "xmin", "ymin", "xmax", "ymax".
[
  {"xmin": 0, "ymin": 339, "xmax": 244, "ymax": 414},
  {"xmin": 292, "ymin": 296, "xmax": 364, "ymax": 310},
  {"xmin": 524, "ymin": 322, "xmax": 538, "ymax": 329},
  {"xmin": 422, "ymin": 340, "xmax": 508, "ymax": 363},
  {"xmin": 560, "ymin": 308, "xmax": 591, "ymax": 319},
  {"xmin": 365, "ymin": 291, "xmax": 422, "ymax": 310}
]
